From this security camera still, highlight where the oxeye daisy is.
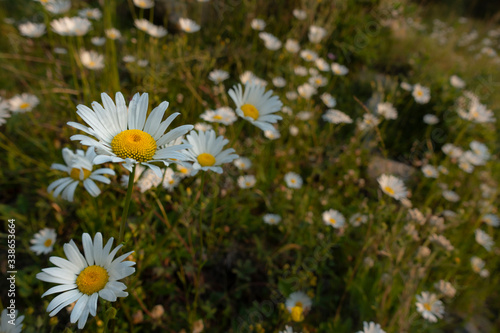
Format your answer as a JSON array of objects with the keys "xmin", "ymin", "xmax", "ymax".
[
  {"xmin": 475, "ymin": 229, "xmax": 494, "ymax": 251},
  {"xmin": 284, "ymin": 172, "xmax": 303, "ymax": 189},
  {"xmin": 8, "ymin": 93, "xmax": 39, "ymax": 113},
  {"xmin": 105, "ymin": 28, "xmax": 121, "ymax": 40},
  {"xmin": 322, "ymin": 109, "xmax": 353, "ymax": 124},
  {"xmin": 482, "ymin": 213, "xmax": 499, "ymax": 227},
  {"xmin": 51, "ymin": 17, "xmax": 91, "ymax": 36},
  {"xmin": 377, "ymin": 174, "xmax": 408, "ymax": 200},
  {"xmin": 415, "ymin": 291, "xmax": 444, "ymax": 322},
  {"xmin": 18, "ymin": 22, "xmax": 46, "ymax": 38},
  {"xmin": 234, "ymin": 157, "xmax": 252, "ymax": 170},
  {"xmin": 0, "ymin": 309, "xmax": 24, "ymax": 333},
  {"xmin": 30, "ymin": 228, "xmax": 57, "ymax": 255},
  {"xmin": 412, "ymin": 84, "xmax": 430, "ymax": 104},
  {"xmin": 36, "ymin": 233, "xmax": 135, "ymax": 329},
  {"xmin": 133, "ymin": 0, "xmax": 154, "ymax": 9},
  {"xmin": 356, "ymin": 321, "xmax": 386, "ymax": 333},
  {"xmin": 434, "ymin": 280, "xmax": 456, "ymax": 298},
  {"xmin": 331, "ymin": 63, "xmax": 349, "ymax": 75},
  {"xmin": 179, "ymin": 18, "xmax": 200, "ymax": 33},
  {"xmin": 182, "ymin": 129, "xmax": 238, "ymax": 174},
  {"xmin": 68, "ymin": 92, "xmax": 193, "ymax": 177},
  {"xmin": 263, "ymin": 214, "xmax": 281, "ymax": 225},
  {"xmin": 285, "ymin": 291, "xmax": 312, "ymax": 322},
  {"xmin": 47, "ymin": 148, "xmax": 115, "ymax": 202},
  {"xmin": 422, "ymin": 165, "xmax": 438, "ymax": 178},
  {"xmin": 0, "ymin": 98, "xmax": 11, "ymax": 126},
  {"xmin": 228, "ymin": 82, "xmax": 283, "ymax": 132},
  {"xmin": 322, "ymin": 209, "xmax": 345, "ymax": 228},
  {"xmin": 238, "ymin": 175, "xmax": 256, "ymax": 189},
  {"xmin": 80, "ymin": 50, "xmax": 104, "ymax": 70},
  {"xmin": 208, "ymin": 69, "xmax": 230, "ymax": 84}
]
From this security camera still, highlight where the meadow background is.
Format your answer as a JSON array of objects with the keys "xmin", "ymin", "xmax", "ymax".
[{"xmin": 0, "ymin": 0, "xmax": 499, "ymax": 332}]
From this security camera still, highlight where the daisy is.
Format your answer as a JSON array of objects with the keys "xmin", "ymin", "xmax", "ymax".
[
  {"xmin": 308, "ymin": 25, "xmax": 327, "ymax": 43},
  {"xmin": 442, "ymin": 190, "xmax": 459, "ymax": 202},
  {"xmin": 320, "ymin": 93, "xmax": 336, "ymax": 107},
  {"xmin": 350, "ymin": 213, "xmax": 368, "ymax": 227},
  {"xmin": 300, "ymin": 49, "xmax": 318, "ymax": 62},
  {"xmin": 0, "ymin": 98, "xmax": 11, "ymax": 126},
  {"xmin": 78, "ymin": 8, "xmax": 102, "ymax": 20},
  {"xmin": 294, "ymin": 66, "xmax": 308, "ymax": 76},
  {"xmin": 309, "ymin": 75, "xmax": 328, "ymax": 87},
  {"xmin": 68, "ymin": 92, "xmax": 193, "ymax": 177},
  {"xmin": 36, "ymin": 233, "xmax": 135, "ymax": 329},
  {"xmin": 208, "ymin": 69, "xmax": 229, "ymax": 84},
  {"xmin": 272, "ymin": 77, "xmax": 286, "ymax": 88},
  {"xmin": 51, "ymin": 17, "xmax": 91, "ymax": 36},
  {"xmin": 469, "ymin": 141, "xmax": 490, "ymax": 163},
  {"xmin": 475, "ymin": 229, "xmax": 494, "ymax": 251},
  {"xmin": 429, "ymin": 234, "xmax": 454, "ymax": 251},
  {"xmin": 105, "ymin": 28, "xmax": 121, "ymax": 40},
  {"xmin": 194, "ymin": 122, "xmax": 212, "ymax": 132},
  {"xmin": 450, "ymin": 75, "xmax": 465, "ymax": 88},
  {"xmin": 80, "ymin": 50, "xmax": 104, "ymax": 70},
  {"xmin": 238, "ymin": 175, "xmax": 256, "ymax": 189},
  {"xmin": 30, "ymin": 228, "xmax": 57, "ymax": 255},
  {"xmin": 44, "ymin": 0, "xmax": 71, "ymax": 14},
  {"xmin": 0, "ymin": 309, "xmax": 24, "ymax": 333},
  {"xmin": 293, "ymin": 9, "xmax": 307, "ymax": 20},
  {"xmin": 176, "ymin": 163, "xmax": 196, "ymax": 178},
  {"xmin": 8, "ymin": 93, "xmax": 39, "ymax": 113},
  {"xmin": 376, "ymin": 102, "xmax": 398, "ymax": 119},
  {"xmin": 331, "ymin": 63, "xmax": 349, "ymax": 75},
  {"xmin": 200, "ymin": 107, "xmax": 237, "ymax": 125},
  {"xmin": 412, "ymin": 84, "xmax": 431, "ymax": 104},
  {"xmin": 263, "ymin": 214, "xmax": 281, "ymax": 225},
  {"xmin": 415, "ymin": 292, "xmax": 444, "ymax": 322},
  {"xmin": 322, "ymin": 109, "xmax": 352, "ymax": 124},
  {"xmin": 285, "ymin": 291, "xmax": 312, "ymax": 322},
  {"xmin": 482, "ymin": 213, "xmax": 499, "ymax": 227},
  {"xmin": 264, "ymin": 129, "xmax": 281, "ymax": 140},
  {"xmin": 136, "ymin": 168, "xmax": 162, "ymax": 193},
  {"xmin": 400, "ymin": 82, "xmax": 413, "ymax": 91},
  {"xmin": 279, "ymin": 326, "xmax": 298, "ymax": 333},
  {"xmin": 182, "ymin": 129, "xmax": 238, "ymax": 174},
  {"xmin": 228, "ymin": 82, "xmax": 283, "ymax": 132},
  {"xmin": 322, "ymin": 209, "xmax": 345, "ymax": 228},
  {"xmin": 297, "ymin": 83, "xmax": 317, "ymax": 99},
  {"xmin": 179, "ymin": 18, "xmax": 200, "ymax": 33},
  {"xmin": 259, "ymin": 32, "xmax": 282, "ymax": 50},
  {"xmin": 356, "ymin": 321, "xmax": 386, "ymax": 333},
  {"xmin": 133, "ymin": 0, "xmax": 154, "ymax": 8},
  {"xmin": 285, "ymin": 38, "xmax": 300, "ymax": 53},
  {"xmin": 18, "ymin": 22, "xmax": 46, "ymax": 38},
  {"xmin": 162, "ymin": 168, "xmax": 180, "ymax": 191},
  {"xmin": 286, "ymin": 91, "xmax": 298, "ymax": 100},
  {"xmin": 470, "ymin": 256, "xmax": 489, "ymax": 277},
  {"xmin": 47, "ymin": 148, "xmax": 115, "ymax": 202},
  {"xmin": 377, "ymin": 174, "xmax": 408, "ymax": 200},
  {"xmin": 296, "ymin": 111, "xmax": 312, "ymax": 121},
  {"xmin": 234, "ymin": 157, "xmax": 252, "ymax": 170},
  {"xmin": 251, "ymin": 18, "xmax": 266, "ymax": 31},
  {"xmin": 422, "ymin": 165, "xmax": 438, "ymax": 178},
  {"xmin": 434, "ymin": 280, "xmax": 456, "ymax": 298},
  {"xmin": 91, "ymin": 36, "xmax": 106, "ymax": 46},
  {"xmin": 423, "ymin": 114, "xmax": 439, "ymax": 125},
  {"xmin": 284, "ymin": 172, "xmax": 303, "ymax": 189}
]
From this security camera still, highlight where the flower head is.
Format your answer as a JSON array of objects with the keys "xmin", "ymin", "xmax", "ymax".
[
  {"xmin": 415, "ymin": 291, "xmax": 444, "ymax": 322},
  {"xmin": 8, "ymin": 93, "xmax": 39, "ymax": 113},
  {"xmin": 285, "ymin": 291, "xmax": 312, "ymax": 322},
  {"xmin": 30, "ymin": 228, "xmax": 57, "ymax": 255},
  {"xmin": 179, "ymin": 18, "xmax": 200, "ymax": 33},
  {"xmin": 322, "ymin": 209, "xmax": 345, "ymax": 228},
  {"xmin": 377, "ymin": 174, "xmax": 408, "ymax": 200},
  {"xmin": 0, "ymin": 309, "xmax": 24, "ymax": 333},
  {"xmin": 284, "ymin": 172, "xmax": 303, "ymax": 189}
]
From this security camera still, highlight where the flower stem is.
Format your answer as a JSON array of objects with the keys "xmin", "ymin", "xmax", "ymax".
[{"xmin": 119, "ymin": 165, "xmax": 136, "ymax": 244}]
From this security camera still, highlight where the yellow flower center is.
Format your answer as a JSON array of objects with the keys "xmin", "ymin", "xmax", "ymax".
[
  {"xmin": 423, "ymin": 303, "xmax": 431, "ymax": 311},
  {"xmin": 306, "ymin": 54, "xmax": 312, "ymax": 60},
  {"xmin": 44, "ymin": 239, "xmax": 53, "ymax": 247},
  {"xmin": 70, "ymin": 168, "xmax": 92, "ymax": 180},
  {"xmin": 241, "ymin": 104, "xmax": 260, "ymax": 120},
  {"xmin": 111, "ymin": 129, "xmax": 157, "ymax": 162},
  {"xmin": 417, "ymin": 90, "xmax": 423, "ymax": 97},
  {"xmin": 89, "ymin": 60, "xmax": 96, "ymax": 67},
  {"xmin": 169, "ymin": 179, "xmax": 175, "ymax": 185},
  {"xmin": 185, "ymin": 26, "xmax": 191, "ymax": 32},
  {"xmin": 19, "ymin": 102, "xmax": 30, "ymax": 109},
  {"xmin": 76, "ymin": 265, "xmax": 109, "ymax": 295},
  {"xmin": 213, "ymin": 115, "xmax": 223, "ymax": 120},
  {"xmin": 384, "ymin": 186, "xmax": 395, "ymax": 196},
  {"xmin": 179, "ymin": 167, "xmax": 188, "ymax": 174},
  {"xmin": 245, "ymin": 182, "xmax": 251, "ymax": 187},
  {"xmin": 197, "ymin": 153, "xmax": 216, "ymax": 167},
  {"xmin": 315, "ymin": 79, "xmax": 322, "ymax": 85},
  {"xmin": 329, "ymin": 218, "xmax": 336, "ymax": 225},
  {"xmin": 291, "ymin": 179, "xmax": 296, "ymax": 184},
  {"xmin": 291, "ymin": 305, "xmax": 304, "ymax": 322}
]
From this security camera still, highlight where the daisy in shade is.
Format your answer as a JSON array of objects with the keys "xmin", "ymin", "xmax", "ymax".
[
  {"xmin": 415, "ymin": 291, "xmax": 444, "ymax": 322},
  {"xmin": 179, "ymin": 18, "xmax": 200, "ymax": 33},
  {"xmin": 9, "ymin": 93, "xmax": 39, "ymax": 113},
  {"xmin": 80, "ymin": 50, "xmax": 104, "ymax": 70},
  {"xmin": 238, "ymin": 175, "xmax": 256, "ymax": 189},
  {"xmin": 78, "ymin": 8, "xmax": 102, "ymax": 20},
  {"xmin": 482, "ymin": 213, "xmax": 499, "ymax": 227},
  {"xmin": 422, "ymin": 165, "xmax": 438, "ymax": 178},
  {"xmin": 36, "ymin": 233, "xmax": 135, "ymax": 329},
  {"xmin": 30, "ymin": 228, "xmax": 57, "ymax": 255},
  {"xmin": 0, "ymin": 309, "xmax": 24, "ymax": 333},
  {"xmin": 412, "ymin": 84, "xmax": 430, "ymax": 104},
  {"xmin": 105, "ymin": 28, "xmax": 121, "ymax": 40},
  {"xmin": 133, "ymin": 0, "xmax": 154, "ymax": 9},
  {"xmin": 251, "ymin": 18, "xmax": 266, "ymax": 30},
  {"xmin": 51, "ymin": 17, "xmax": 92, "ymax": 36},
  {"xmin": 18, "ymin": 22, "xmax": 46, "ymax": 38},
  {"xmin": 200, "ymin": 107, "xmax": 237, "ymax": 125},
  {"xmin": 234, "ymin": 157, "xmax": 251, "ymax": 170},
  {"xmin": 475, "ymin": 229, "xmax": 494, "ymax": 251},
  {"xmin": 182, "ymin": 129, "xmax": 238, "ymax": 174},
  {"xmin": 47, "ymin": 148, "xmax": 115, "ymax": 202},
  {"xmin": 0, "ymin": 98, "xmax": 11, "ymax": 126},
  {"xmin": 208, "ymin": 69, "xmax": 229, "ymax": 84},
  {"xmin": 331, "ymin": 63, "xmax": 349, "ymax": 75},
  {"xmin": 322, "ymin": 209, "xmax": 345, "ymax": 228},
  {"xmin": 263, "ymin": 214, "xmax": 281, "ymax": 225},
  {"xmin": 228, "ymin": 82, "xmax": 283, "ymax": 132},
  {"xmin": 377, "ymin": 174, "xmax": 408, "ymax": 200},
  {"xmin": 68, "ymin": 92, "xmax": 193, "ymax": 177},
  {"xmin": 322, "ymin": 109, "xmax": 352, "ymax": 124},
  {"xmin": 356, "ymin": 321, "xmax": 386, "ymax": 333},
  {"xmin": 284, "ymin": 172, "xmax": 303, "ymax": 189},
  {"xmin": 285, "ymin": 291, "xmax": 312, "ymax": 322}
]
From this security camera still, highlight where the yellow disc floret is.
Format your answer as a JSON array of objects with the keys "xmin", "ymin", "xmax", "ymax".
[
  {"xmin": 44, "ymin": 239, "xmax": 53, "ymax": 247},
  {"xmin": 329, "ymin": 218, "xmax": 336, "ymax": 225},
  {"xmin": 197, "ymin": 153, "xmax": 216, "ymax": 167},
  {"xmin": 70, "ymin": 168, "xmax": 92, "ymax": 180},
  {"xmin": 76, "ymin": 265, "xmax": 109, "ymax": 295},
  {"xmin": 423, "ymin": 303, "xmax": 431, "ymax": 311},
  {"xmin": 241, "ymin": 104, "xmax": 260, "ymax": 120},
  {"xmin": 384, "ymin": 186, "xmax": 395, "ymax": 196},
  {"xmin": 19, "ymin": 102, "xmax": 30, "ymax": 109},
  {"xmin": 111, "ymin": 129, "xmax": 157, "ymax": 162},
  {"xmin": 291, "ymin": 304, "xmax": 304, "ymax": 322}
]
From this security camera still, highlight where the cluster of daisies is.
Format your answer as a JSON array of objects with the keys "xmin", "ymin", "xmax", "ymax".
[{"xmin": 0, "ymin": 93, "xmax": 39, "ymax": 126}]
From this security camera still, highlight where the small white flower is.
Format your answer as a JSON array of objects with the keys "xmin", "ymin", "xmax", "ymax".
[
  {"xmin": 412, "ymin": 84, "xmax": 431, "ymax": 104},
  {"xmin": 442, "ymin": 190, "xmax": 460, "ymax": 202},
  {"xmin": 322, "ymin": 109, "xmax": 352, "ymax": 124},
  {"xmin": 105, "ymin": 28, "xmax": 121, "ymax": 40},
  {"xmin": 300, "ymin": 49, "xmax": 318, "ymax": 62},
  {"xmin": 482, "ymin": 213, "xmax": 499, "ymax": 227},
  {"xmin": 297, "ymin": 83, "xmax": 317, "ymax": 99},
  {"xmin": 80, "ymin": 50, "xmax": 104, "ymax": 70},
  {"xmin": 376, "ymin": 102, "xmax": 398, "ymax": 120},
  {"xmin": 422, "ymin": 165, "xmax": 438, "ymax": 178},
  {"xmin": 415, "ymin": 291, "xmax": 444, "ymax": 322},
  {"xmin": 423, "ymin": 114, "xmax": 439, "ymax": 125},
  {"xmin": 377, "ymin": 174, "xmax": 408, "ymax": 200},
  {"xmin": 322, "ymin": 209, "xmax": 345, "ymax": 228},
  {"xmin": 434, "ymin": 280, "xmax": 456, "ymax": 298},
  {"xmin": 293, "ymin": 9, "xmax": 307, "ymax": 20},
  {"xmin": 284, "ymin": 172, "xmax": 303, "ymax": 189},
  {"xmin": 308, "ymin": 25, "xmax": 327, "ymax": 43},
  {"xmin": 259, "ymin": 32, "xmax": 282, "ymax": 50},
  {"xmin": 356, "ymin": 321, "xmax": 386, "ymax": 333},
  {"xmin": 30, "ymin": 228, "xmax": 57, "ymax": 255},
  {"xmin": 331, "ymin": 63, "xmax": 348, "ymax": 75},
  {"xmin": 18, "ymin": 22, "xmax": 46, "ymax": 38},
  {"xmin": 263, "ymin": 214, "xmax": 281, "ymax": 225},
  {"xmin": 238, "ymin": 175, "xmax": 256, "ymax": 189},
  {"xmin": 0, "ymin": 309, "xmax": 24, "ymax": 333},
  {"xmin": 51, "ymin": 17, "xmax": 92, "ymax": 36},
  {"xmin": 8, "ymin": 93, "xmax": 39, "ymax": 113},
  {"xmin": 133, "ymin": 0, "xmax": 154, "ymax": 9},
  {"xmin": 285, "ymin": 38, "xmax": 300, "ymax": 53},
  {"xmin": 251, "ymin": 18, "xmax": 266, "ymax": 31},
  {"xmin": 179, "ymin": 18, "xmax": 200, "ymax": 33},
  {"xmin": 450, "ymin": 75, "xmax": 466, "ymax": 88},
  {"xmin": 209, "ymin": 69, "xmax": 229, "ymax": 84},
  {"xmin": 234, "ymin": 157, "xmax": 252, "ymax": 170},
  {"xmin": 475, "ymin": 229, "xmax": 494, "ymax": 251},
  {"xmin": 350, "ymin": 213, "xmax": 368, "ymax": 227}
]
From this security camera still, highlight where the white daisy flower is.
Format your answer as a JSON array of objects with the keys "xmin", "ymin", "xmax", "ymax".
[
  {"xmin": 376, "ymin": 102, "xmax": 398, "ymax": 119},
  {"xmin": 422, "ymin": 165, "xmax": 438, "ymax": 178},
  {"xmin": 136, "ymin": 168, "xmax": 162, "ymax": 193},
  {"xmin": 0, "ymin": 309, "xmax": 24, "ymax": 333},
  {"xmin": 251, "ymin": 18, "xmax": 266, "ymax": 31},
  {"xmin": 8, "ymin": 93, "xmax": 39, "ymax": 113},
  {"xmin": 179, "ymin": 18, "xmax": 200, "ymax": 33},
  {"xmin": 238, "ymin": 175, "xmax": 256, "ymax": 189},
  {"xmin": 47, "ymin": 148, "xmax": 115, "ymax": 202},
  {"xmin": 377, "ymin": 174, "xmax": 408, "ymax": 200},
  {"xmin": 194, "ymin": 122, "xmax": 212, "ymax": 132},
  {"xmin": 80, "ymin": 50, "xmax": 104, "ymax": 70},
  {"xmin": 272, "ymin": 77, "xmax": 286, "ymax": 88},
  {"xmin": 78, "ymin": 8, "xmax": 102, "ymax": 20},
  {"xmin": 68, "ymin": 92, "xmax": 193, "ymax": 177},
  {"xmin": 209, "ymin": 69, "xmax": 229, "ymax": 84},
  {"xmin": 285, "ymin": 291, "xmax": 312, "ymax": 322},
  {"xmin": 315, "ymin": 57, "xmax": 330, "ymax": 72},
  {"xmin": 263, "ymin": 214, "xmax": 281, "ymax": 225},
  {"xmin": 264, "ymin": 128, "xmax": 281, "ymax": 140},
  {"xmin": 331, "ymin": 63, "xmax": 349, "ymax": 75},
  {"xmin": 309, "ymin": 75, "xmax": 328, "ymax": 87},
  {"xmin": 182, "ymin": 129, "xmax": 238, "ymax": 174},
  {"xmin": 434, "ymin": 280, "xmax": 456, "ymax": 298},
  {"xmin": 123, "ymin": 55, "xmax": 136, "ymax": 63},
  {"xmin": 470, "ymin": 256, "xmax": 489, "ymax": 277},
  {"xmin": 234, "ymin": 157, "xmax": 252, "ymax": 170},
  {"xmin": 162, "ymin": 167, "xmax": 180, "ymax": 191},
  {"xmin": 0, "ymin": 98, "xmax": 11, "ymax": 126},
  {"xmin": 356, "ymin": 321, "xmax": 386, "ymax": 333},
  {"xmin": 358, "ymin": 114, "xmax": 380, "ymax": 131},
  {"xmin": 442, "ymin": 190, "xmax": 460, "ymax": 202},
  {"xmin": 350, "ymin": 213, "xmax": 368, "ymax": 227},
  {"xmin": 176, "ymin": 163, "xmax": 196, "ymax": 178},
  {"xmin": 105, "ymin": 28, "xmax": 121, "ymax": 40},
  {"xmin": 294, "ymin": 66, "xmax": 308, "ymax": 76},
  {"xmin": 44, "ymin": 0, "xmax": 71, "ymax": 14},
  {"xmin": 91, "ymin": 36, "xmax": 106, "ymax": 46},
  {"xmin": 259, "ymin": 32, "xmax": 282, "ymax": 50},
  {"xmin": 286, "ymin": 91, "xmax": 298, "ymax": 101},
  {"xmin": 297, "ymin": 83, "xmax": 317, "ymax": 99},
  {"xmin": 412, "ymin": 84, "xmax": 431, "ymax": 104},
  {"xmin": 475, "ymin": 229, "xmax": 494, "ymax": 251},
  {"xmin": 51, "ymin": 17, "xmax": 91, "ymax": 36},
  {"xmin": 240, "ymin": 70, "xmax": 267, "ymax": 86},
  {"xmin": 415, "ymin": 291, "xmax": 444, "ymax": 322},
  {"xmin": 135, "ymin": 20, "xmax": 167, "ymax": 38},
  {"xmin": 133, "ymin": 0, "xmax": 154, "ymax": 9},
  {"xmin": 308, "ymin": 25, "xmax": 327, "ymax": 43},
  {"xmin": 18, "ymin": 22, "xmax": 46, "ymax": 38},
  {"xmin": 292, "ymin": 9, "xmax": 307, "ymax": 20},
  {"xmin": 450, "ymin": 75, "xmax": 466, "ymax": 88},
  {"xmin": 322, "ymin": 109, "xmax": 352, "ymax": 124},
  {"xmin": 469, "ymin": 141, "xmax": 490, "ymax": 163},
  {"xmin": 320, "ymin": 93, "xmax": 336, "ymax": 107},
  {"xmin": 285, "ymin": 38, "xmax": 300, "ymax": 53},
  {"xmin": 200, "ymin": 107, "xmax": 237, "ymax": 125},
  {"xmin": 30, "ymin": 228, "xmax": 57, "ymax": 255},
  {"xmin": 228, "ymin": 82, "xmax": 283, "ymax": 132},
  {"xmin": 296, "ymin": 111, "xmax": 312, "ymax": 121},
  {"xmin": 400, "ymin": 81, "xmax": 413, "ymax": 91},
  {"xmin": 423, "ymin": 114, "xmax": 439, "ymax": 125},
  {"xmin": 300, "ymin": 49, "xmax": 318, "ymax": 62},
  {"xmin": 284, "ymin": 171, "xmax": 303, "ymax": 189},
  {"xmin": 482, "ymin": 213, "xmax": 499, "ymax": 227},
  {"xmin": 322, "ymin": 209, "xmax": 345, "ymax": 228},
  {"xmin": 36, "ymin": 232, "xmax": 136, "ymax": 329}
]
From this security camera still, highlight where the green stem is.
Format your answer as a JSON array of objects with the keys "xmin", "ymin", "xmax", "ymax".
[{"xmin": 119, "ymin": 165, "xmax": 136, "ymax": 244}]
